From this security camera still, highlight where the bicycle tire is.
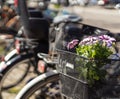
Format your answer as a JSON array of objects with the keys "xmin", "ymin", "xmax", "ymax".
[
  {"xmin": 0, "ymin": 52, "xmax": 36, "ymax": 98},
  {"xmin": 15, "ymin": 70, "xmax": 62, "ymax": 99}
]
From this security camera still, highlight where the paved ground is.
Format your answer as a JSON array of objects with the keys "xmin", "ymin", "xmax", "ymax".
[
  {"xmin": 1, "ymin": 63, "xmax": 38, "ymax": 99},
  {"xmin": 66, "ymin": 5, "xmax": 120, "ymax": 33}
]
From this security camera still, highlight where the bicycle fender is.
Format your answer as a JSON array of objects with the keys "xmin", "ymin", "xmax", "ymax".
[
  {"xmin": 15, "ymin": 70, "xmax": 58, "ymax": 99},
  {"xmin": 0, "ymin": 49, "xmax": 18, "ymax": 73},
  {"xmin": 3, "ymin": 48, "xmax": 31, "ymax": 62},
  {"xmin": 4, "ymin": 49, "xmax": 18, "ymax": 62},
  {"xmin": 0, "ymin": 52, "xmax": 34, "ymax": 73}
]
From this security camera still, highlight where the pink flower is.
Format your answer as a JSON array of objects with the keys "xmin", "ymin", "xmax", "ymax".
[{"xmin": 67, "ymin": 39, "xmax": 79, "ymax": 50}]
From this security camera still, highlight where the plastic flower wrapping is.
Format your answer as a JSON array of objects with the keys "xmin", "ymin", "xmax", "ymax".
[{"xmin": 67, "ymin": 35, "xmax": 116, "ymax": 85}]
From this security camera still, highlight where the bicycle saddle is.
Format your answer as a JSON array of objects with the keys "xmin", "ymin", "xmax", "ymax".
[{"xmin": 53, "ymin": 14, "xmax": 82, "ymax": 24}]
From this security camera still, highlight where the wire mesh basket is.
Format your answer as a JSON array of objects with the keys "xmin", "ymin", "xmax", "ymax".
[
  {"xmin": 56, "ymin": 49, "xmax": 120, "ymax": 99},
  {"xmin": 55, "ymin": 23, "xmax": 120, "ymax": 98}
]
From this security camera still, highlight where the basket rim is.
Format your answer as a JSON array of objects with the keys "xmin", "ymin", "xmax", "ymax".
[{"xmin": 56, "ymin": 48, "xmax": 120, "ymax": 62}]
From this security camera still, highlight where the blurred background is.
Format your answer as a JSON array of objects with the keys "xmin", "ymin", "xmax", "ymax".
[{"xmin": 50, "ymin": 0, "xmax": 120, "ymax": 33}]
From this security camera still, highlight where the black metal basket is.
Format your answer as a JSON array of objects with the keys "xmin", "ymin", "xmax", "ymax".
[
  {"xmin": 55, "ymin": 23, "xmax": 120, "ymax": 99},
  {"xmin": 56, "ymin": 49, "xmax": 89, "ymax": 99},
  {"xmin": 56, "ymin": 48, "xmax": 120, "ymax": 99}
]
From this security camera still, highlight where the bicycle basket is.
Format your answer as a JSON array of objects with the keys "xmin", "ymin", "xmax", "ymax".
[
  {"xmin": 55, "ymin": 22, "xmax": 120, "ymax": 98},
  {"xmin": 57, "ymin": 49, "xmax": 88, "ymax": 99},
  {"xmin": 56, "ymin": 48, "xmax": 120, "ymax": 99}
]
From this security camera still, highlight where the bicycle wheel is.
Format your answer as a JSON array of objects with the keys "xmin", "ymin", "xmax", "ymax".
[
  {"xmin": 0, "ymin": 53, "xmax": 37, "ymax": 99},
  {"xmin": 15, "ymin": 70, "xmax": 64, "ymax": 99}
]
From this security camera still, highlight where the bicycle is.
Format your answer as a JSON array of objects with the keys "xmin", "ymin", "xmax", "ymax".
[
  {"xmin": 15, "ymin": 2, "xmax": 120, "ymax": 97},
  {"xmin": 15, "ymin": 42, "xmax": 120, "ymax": 99},
  {"xmin": 15, "ymin": 30, "xmax": 120, "ymax": 99},
  {"xmin": 3, "ymin": 0, "xmax": 120, "ymax": 98},
  {"xmin": 0, "ymin": 0, "xmax": 61, "ymax": 98},
  {"xmin": 0, "ymin": 0, "xmax": 84, "ymax": 98}
]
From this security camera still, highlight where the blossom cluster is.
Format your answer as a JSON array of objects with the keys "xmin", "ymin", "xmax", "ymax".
[
  {"xmin": 67, "ymin": 35, "xmax": 116, "ymax": 50},
  {"xmin": 66, "ymin": 35, "xmax": 117, "ymax": 86}
]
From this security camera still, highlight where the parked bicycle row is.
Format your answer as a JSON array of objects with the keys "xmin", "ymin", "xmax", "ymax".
[{"xmin": 0, "ymin": 0, "xmax": 120, "ymax": 99}]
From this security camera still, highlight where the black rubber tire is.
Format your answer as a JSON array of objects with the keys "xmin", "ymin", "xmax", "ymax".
[
  {"xmin": 0, "ymin": 53, "xmax": 35, "ymax": 98},
  {"xmin": 15, "ymin": 70, "xmax": 62, "ymax": 99}
]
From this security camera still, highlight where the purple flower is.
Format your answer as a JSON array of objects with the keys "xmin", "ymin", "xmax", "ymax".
[
  {"xmin": 106, "ymin": 41, "xmax": 112, "ymax": 47},
  {"xmin": 98, "ymin": 35, "xmax": 116, "ymax": 47},
  {"xmin": 99, "ymin": 35, "xmax": 116, "ymax": 42},
  {"xmin": 79, "ymin": 36, "xmax": 98, "ymax": 45},
  {"xmin": 67, "ymin": 39, "xmax": 79, "ymax": 50},
  {"xmin": 67, "ymin": 35, "xmax": 116, "ymax": 50}
]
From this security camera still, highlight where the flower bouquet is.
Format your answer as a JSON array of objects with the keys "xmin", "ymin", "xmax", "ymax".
[{"xmin": 67, "ymin": 35, "xmax": 116, "ymax": 86}]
